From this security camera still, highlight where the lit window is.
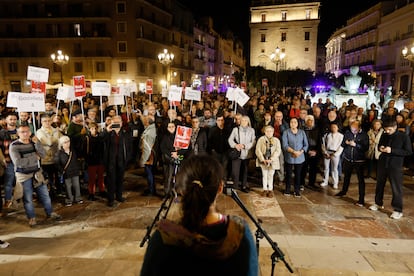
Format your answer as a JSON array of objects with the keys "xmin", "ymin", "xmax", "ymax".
[{"xmin": 119, "ymin": 62, "xmax": 127, "ymax": 72}]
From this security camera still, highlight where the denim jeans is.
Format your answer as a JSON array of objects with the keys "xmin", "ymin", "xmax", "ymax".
[
  {"xmin": 4, "ymin": 163, "xmax": 16, "ymax": 201},
  {"xmin": 144, "ymin": 164, "xmax": 155, "ymax": 194},
  {"xmin": 22, "ymin": 177, "xmax": 53, "ymax": 219}
]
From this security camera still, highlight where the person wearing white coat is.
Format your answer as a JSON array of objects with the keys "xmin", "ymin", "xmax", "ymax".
[
  {"xmin": 228, "ymin": 116, "xmax": 256, "ymax": 193},
  {"xmin": 255, "ymin": 125, "xmax": 281, "ymax": 197},
  {"xmin": 321, "ymin": 121, "xmax": 344, "ymax": 189}
]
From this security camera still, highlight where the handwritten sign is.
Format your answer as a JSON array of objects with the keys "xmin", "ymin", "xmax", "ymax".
[
  {"xmin": 8, "ymin": 92, "xmax": 45, "ymax": 112},
  {"xmin": 168, "ymin": 86, "xmax": 182, "ymax": 102},
  {"xmin": 27, "ymin": 66, "xmax": 49, "ymax": 83},
  {"xmin": 184, "ymin": 88, "xmax": 201, "ymax": 101},
  {"xmin": 91, "ymin": 82, "xmax": 111, "ymax": 96},
  {"xmin": 57, "ymin": 86, "xmax": 76, "ymax": 102}
]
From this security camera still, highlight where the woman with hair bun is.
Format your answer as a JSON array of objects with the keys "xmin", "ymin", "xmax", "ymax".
[{"xmin": 140, "ymin": 154, "xmax": 258, "ymax": 276}]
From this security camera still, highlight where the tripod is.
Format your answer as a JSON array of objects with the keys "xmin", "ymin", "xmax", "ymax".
[
  {"xmin": 228, "ymin": 188, "xmax": 294, "ymax": 275},
  {"xmin": 140, "ymin": 158, "xmax": 180, "ymax": 247}
]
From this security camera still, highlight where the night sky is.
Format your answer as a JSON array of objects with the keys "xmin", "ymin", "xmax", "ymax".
[{"xmin": 179, "ymin": 0, "xmax": 382, "ymax": 49}]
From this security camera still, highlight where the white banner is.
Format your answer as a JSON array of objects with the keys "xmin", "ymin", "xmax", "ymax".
[
  {"xmin": 57, "ymin": 86, "xmax": 76, "ymax": 102},
  {"xmin": 184, "ymin": 88, "xmax": 201, "ymax": 101},
  {"xmin": 27, "ymin": 66, "xmax": 49, "ymax": 83},
  {"xmin": 168, "ymin": 86, "xmax": 182, "ymax": 102},
  {"xmin": 235, "ymin": 88, "xmax": 250, "ymax": 107},
  {"xmin": 15, "ymin": 93, "xmax": 45, "ymax": 112},
  {"xmin": 226, "ymin": 87, "xmax": 236, "ymax": 101},
  {"xmin": 91, "ymin": 82, "xmax": 111, "ymax": 96},
  {"xmin": 108, "ymin": 94, "xmax": 124, "ymax": 106}
]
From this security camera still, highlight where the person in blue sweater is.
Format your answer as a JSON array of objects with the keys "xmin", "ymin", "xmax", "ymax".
[{"xmin": 140, "ymin": 154, "xmax": 258, "ymax": 276}]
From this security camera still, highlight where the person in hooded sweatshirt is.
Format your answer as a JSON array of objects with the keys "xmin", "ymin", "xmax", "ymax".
[{"xmin": 140, "ymin": 154, "xmax": 258, "ymax": 276}]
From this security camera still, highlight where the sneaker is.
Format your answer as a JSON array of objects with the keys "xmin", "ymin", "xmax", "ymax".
[
  {"xmin": 48, "ymin": 212, "xmax": 62, "ymax": 221},
  {"xmin": 320, "ymin": 182, "xmax": 328, "ymax": 187},
  {"xmin": 300, "ymin": 185, "xmax": 304, "ymax": 191},
  {"xmin": 65, "ymin": 202, "xmax": 72, "ymax": 207},
  {"xmin": 76, "ymin": 200, "xmax": 84, "ymax": 204},
  {"xmin": 294, "ymin": 193, "xmax": 301, "ymax": 198},
  {"xmin": 0, "ymin": 240, "xmax": 10, "ymax": 248},
  {"xmin": 333, "ymin": 184, "xmax": 339, "ymax": 189},
  {"xmin": 283, "ymin": 192, "xmax": 291, "ymax": 197},
  {"xmin": 390, "ymin": 211, "xmax": 403, "ymax": 220},
  {"xmin": 28, "ymin": 218, "xmax": 37, "ymax": 227},
  {"xmin": 369, "ymin": 204, "xmax": 384, "ymax": 211},
  {"xmin": 354, "ymin": 202, "xmax": 364, "ymax": 207}
]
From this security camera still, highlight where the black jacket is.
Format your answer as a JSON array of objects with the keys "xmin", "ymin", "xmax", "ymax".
[
  {"xmin": 378, "ymin": 130, "xmax": 412, "ymax": 169},
  {"xmin": 341, "ymin": 129, "xmax": 369, "ymax": 162},
  {"xmin": 54, "ymin": 150, "xmax": 80, "ymax": 178}
]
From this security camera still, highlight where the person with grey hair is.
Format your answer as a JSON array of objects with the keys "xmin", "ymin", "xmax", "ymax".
[
  {"xmin": 54, "ymin": 135, "xmax": 83, "ymax": 206},
  {"xmin": 228, "ymin": 115, "xmax": 256, "ymax": 193}
]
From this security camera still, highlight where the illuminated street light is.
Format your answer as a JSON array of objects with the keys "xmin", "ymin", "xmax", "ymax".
[
  {"xmin": 158, "ymin": 49, "xmax": 174, "ymax": 92},
  {"xmin": 270, "ymin": 46, "xmax": 286, "ymax": 93},
  {"xmin": 50, "ymin": 50, "xmax": 69, "ymax": 86},
  {"xmin": 402, "ymin": 44, "xmax": 414, "ymax": 98}
]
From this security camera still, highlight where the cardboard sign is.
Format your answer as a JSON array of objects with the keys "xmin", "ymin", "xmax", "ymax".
[
  {"xmin": 73, "ymin": 75, "xmax": 86, "ymax": 97},
  {"xmin": 31, "ymin": 81, "xmax": 46, "ymax": 93},
  {"xmin": 173, "ymin": 125, "xmax": 192, "ymax": 149},
  {"xmin": 27, "ymin": 66, "xmax": 49, "ymax": 83},
  {"xmin": 91, "ymin": 82, "xmax": 111, "ymax": 96}
]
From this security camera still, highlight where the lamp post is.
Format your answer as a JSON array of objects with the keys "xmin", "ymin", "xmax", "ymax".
[
  {"xmin": 158, "ymin": 49, "xmax": 174, "ymax": 92},
  {"xmin": 270, "ymin": 46, "xmax": 286, "ymax": 94},
  {"xmin": 50, "ymin": 50, "xmax": 69, "ymax": 86},
  {"xmin": 402, "ymin": 44, "xmax": 414, "ymax": 98}
]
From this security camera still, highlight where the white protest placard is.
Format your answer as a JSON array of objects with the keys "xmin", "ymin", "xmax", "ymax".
[
  {"xmin": 6, "ymin": 92, "xmax": 20, "ymax": 107},
  {"xmin": 128, "ymin": 82, "xmax": 138, "ymax": 93},
  {"xmin": 27, "ymin": 66, "xmax": 49, "ymax": 83},
  {"xmin": 119, "ymin": 83, "xmax": 131, "ymax": 97},
  {"xmin": 184, "ymin": 88, "xmax": 201, "ymax": 101},
  {"xmin": 235, "ymin": 88, "xmax": 250, "ymax": 107},
  {"xmin": 15, "ymin": 93, "xmax": 45, "ymax": 112},
  {"xmin": 91, "ymin": 82, "xmax": 111, "ymax": 96},
  {"xmin": 56, "ymin": 86, "xmax": 76, "ymax": 102},
  {"xmin": 107, "ymin": 94, "xmax": 124, "ymax": 106},
  {"xmin": 226, "ymin": 87, "xmax": 236, "ymax": 101},
  {"xmin": 168, "ymin": 86, "xmax": 182, "ymax": 102}
]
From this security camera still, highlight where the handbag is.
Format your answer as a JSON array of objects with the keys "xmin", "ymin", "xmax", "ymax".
[{"xmin": 228, "ymin": 127, "xmax": 241, "ymax": 160}]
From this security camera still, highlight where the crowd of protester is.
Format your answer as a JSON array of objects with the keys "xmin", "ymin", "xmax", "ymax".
[{"xmin": 0, "ymin": 87, "xmax": 413, "ymax": 225}]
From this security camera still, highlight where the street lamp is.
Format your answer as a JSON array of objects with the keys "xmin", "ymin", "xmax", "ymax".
[
  {"xmin": 50, "ymin": 50, "xmax": 69, "ymax": 86},
  {"xmin": 270, "ymin": 46, "xmax": 286, "ymax": 94},
  {"xmin": 402, "ymin": 44, "xmax": 414, "ymax": 98},
  {"xmin": 158, "ymin": 49, "xmax": 174, "ymax": 92}
]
